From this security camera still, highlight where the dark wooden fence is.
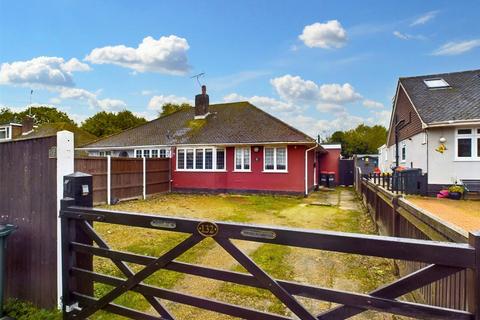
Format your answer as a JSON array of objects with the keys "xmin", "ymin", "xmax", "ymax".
[
  {"xmin": 59, "ymin": 174, "xmax": 480, "ymax": 320},
  {"xmin": 0, "ymin": 136, "xmax": 58, "ymax": 308},
  {"xmin": 358, "ymin": 177, "xmax": 476, "ymax": 313},
  {"xmin": 74, "ymin": 157, "xmax": 170, "ymax": 204},
  {"xmin": 365, "ymin": 170, "xmax": 428, "ymax": 195}
]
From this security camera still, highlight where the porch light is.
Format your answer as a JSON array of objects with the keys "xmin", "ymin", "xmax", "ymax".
[{"xmin": 439, "ymin": 137, "xmax": 447, "ymax": 143}]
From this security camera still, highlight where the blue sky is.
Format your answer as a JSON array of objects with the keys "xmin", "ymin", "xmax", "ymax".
[{"xmin": 1, "ymin": 0, "xmax": 479, "ymax": 137}]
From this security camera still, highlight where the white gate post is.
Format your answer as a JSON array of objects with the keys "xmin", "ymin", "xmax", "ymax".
[
  {"xmin": 56, "ymin": 130, "xmax": 74, "ymax": 309},
  {"xmin": 143, "ymin": 156, "xmax": 147, "ymax": 200},
  {"xmin": 107, "ymin": 155, "xmax": 112, "ymax": 205}
]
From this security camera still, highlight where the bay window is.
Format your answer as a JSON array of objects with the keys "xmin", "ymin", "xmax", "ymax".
[
  {"xmin": 455, "ymin": 128, "xmax": 480, "ymax": 160},
  {"xmin": 176, "ymin": 146, "xmax": 226, "ymax": 171},
  {"xmin": 264, "ymin": 146, "xmax": 288, "ymax": 172},
  {"xmin": 234, "ymin": 147, "xmax": 251, "ymax": 171}
]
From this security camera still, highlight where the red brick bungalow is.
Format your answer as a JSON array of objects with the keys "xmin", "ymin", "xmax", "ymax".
[{"xmin": 80, "ymin": 88, "xmax": 327, "ymax": 195}]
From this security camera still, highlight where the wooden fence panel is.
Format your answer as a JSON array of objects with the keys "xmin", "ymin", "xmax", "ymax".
[
  {"xmin": 357, "ymin": 177, "xmax": 472, "ymax": 312},
  {"xmin": 74, "ymin": 157, "xmax": 170, "ymax": 204},
  {"xmin": 74, "ymin": 158, "xmax": 107, "ymax": 204},
  {"xmin": 0, "ymin": 136, "xmax": 57, "ymax": 308},
  {"xmin": 146, "ymin": 158, "xmax": 170, "ymax": 195},
  {"xmin": 111, "ymin": 158, "xmax": 143, "ymax": 201}
]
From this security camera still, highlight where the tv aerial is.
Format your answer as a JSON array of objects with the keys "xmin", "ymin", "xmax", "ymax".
[{"xmin": 191, "ymin": 72, "xmax": 205, "ymax": 87}]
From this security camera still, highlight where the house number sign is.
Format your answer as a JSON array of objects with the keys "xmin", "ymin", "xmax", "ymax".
[{"xmin": 197, "ymin": 221, "xmax": 218, "ymax": 237}]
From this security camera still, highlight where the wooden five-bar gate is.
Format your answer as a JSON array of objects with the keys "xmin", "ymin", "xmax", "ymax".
[{"xmin": 60, "ymin": 174, "xmax": 480, "ymax": 320}]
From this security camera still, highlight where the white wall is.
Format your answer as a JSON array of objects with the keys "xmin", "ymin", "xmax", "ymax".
[
  {"xmin": 379, "ymin": 132, "xmax": 428, "ymax": 173},
  {"xmin": 427, "ymin": 127, "xmax": 480, "ymax": 185}
]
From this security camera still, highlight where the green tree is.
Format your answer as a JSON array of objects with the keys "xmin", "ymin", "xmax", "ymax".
[
  {"xmin": 326, "ymin": 124, "xmax": 387, "ymax": 158},
  {"xmin": 158, "ymin": 103, "xmax": 191, "ymax": 117},
  {"xmin": 81, "ymin": 110, "xmax": 147, "ymax": 137},
  {"xmin": 0, "ymin": 106, "xmax": 74, "ymax": 125},
  {"xmin": 0, "ymin": 107, "xmax": 17, "ymax": 124}
]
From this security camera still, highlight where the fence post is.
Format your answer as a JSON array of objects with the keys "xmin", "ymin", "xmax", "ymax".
[
  {"xmin": 61, "ymin": 173, "xmax": 94, "ymax": 315},
  {"xmin": 143, "ymin": 156, "xmax": 147, "ymax": 200},
  {"xmin": 391, "ymin": 195, "xmax": 400, "ymax": 237},
  {"xmin": 468, "ymin": 231, "xmax": 480, "ymax": 319},
  {"xmin": 56, "ymin": 130, "xmax": 74, "ymax": 309},
  {"xmin": 373, "ymin": 183, "xmax": 379, "ymax": 222},
  {"xmin": 107, "ymin": 155, "xmax": 111, "ymax": 205}
]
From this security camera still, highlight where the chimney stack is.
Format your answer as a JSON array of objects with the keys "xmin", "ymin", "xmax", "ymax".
[
  {"xmin": 194, "ymin": 85, "xmax": 209, "ymax": 119},
  {"xmin": 21, "ymin": 116, "xmax": 34, "ymax": 135}
]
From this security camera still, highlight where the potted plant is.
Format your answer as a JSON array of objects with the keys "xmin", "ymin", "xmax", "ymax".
[{"xmin": 448, "ymin": 185, "xmax": 464, "ymax": 200}]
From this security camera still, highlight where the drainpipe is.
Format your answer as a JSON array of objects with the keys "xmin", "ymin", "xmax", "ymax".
[{"xmin": 305, "ymin": 144, "xmax": 318, "ymax": 196}]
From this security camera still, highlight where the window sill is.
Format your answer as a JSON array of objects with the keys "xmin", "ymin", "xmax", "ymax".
[
  {"xmin": 234, "ymin": 169, "xmax": 252, "ymax": 172},
  {"xmin": 175, "ymin": 169, "xmax": 227, "ymax": 172},
  {"xmin": 262, "ymin": 170, "xmax": 288, "ymax": 174},
  {"xmin": 454, "ymin": 158, "xmax": 480, "ymax": 162}
]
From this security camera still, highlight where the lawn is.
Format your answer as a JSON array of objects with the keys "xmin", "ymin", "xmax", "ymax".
[
  {"xmin": 84, "ymin": 188, "xmax": 398, "ymax": 319},
  {"xmin": 407, "ymin": 196, "xmax": 480, "ymax": 233}
]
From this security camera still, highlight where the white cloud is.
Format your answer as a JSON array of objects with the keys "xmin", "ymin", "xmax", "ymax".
[
  {"xmin": 363, "ymin": 99, "xmax": 384, "ymax": 109},
  {"xmin": 270, "ymin": 75, "xmax": 362, "ymax": 105},
  {"xmin": 97, "ymin": 98, "xmax": 127, "ymax": 112},
  {"xmin": 141, "ymin": 90, "xmax": 155, "ymax": 96},
  {"xmin": 316, "ymin": 103, "xmax": 345, "ymax": 113},
  {"xmin": 432, "ymin": 39, "xmax": 480, "ymax": 56},
  {"xmin": 147, "ymin": 95, "xmax": 193, "ymax": 111},
  {"xmin": 223, "ymin": 93, "xmax": 298, "ymax": 113},
  {"xmin": 318, "ymin": 83, "xmax": 362, "ymax": 103},
  {"xmin": 0, "ymin": 56, "xmax": 91, "ymax": 88},
  {"xmin": 393, "ymin": 31, "xmax": 426, "ymax": 41},
  {"xmin": 299, "ymin": 20, "xmax": 347, "ymax": 49},
  {"xmin": 57, "ymin": 87, "xmax": 127, "ymax": 111},
  {"xmin": 410, "ymin": 10, "xmax": 438, "ymax": 26},
  {"xmin": 270, "ymin": 75, "xmax": 319, "ymax": 102},
  {"xmin": 367, "ymin": 110, "xmax": 391, "ymax": 127},
  {"xmin": 85, "ymin": 35, "xmax": 190, "ymax": 75}
]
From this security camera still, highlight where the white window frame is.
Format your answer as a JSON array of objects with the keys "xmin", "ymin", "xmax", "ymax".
[
  {"xmin": 99, "ymin": 151, "xmax": 111, "ymax": 157},
  {"xmin": 455, "ymin": 128, "xmax": 480, "ymax": 161},
  {"xmin": 263, "ymin": 146, "xmax": 288, "ymax": 173},
  {"xmin": 400, "ymin": 143, "xmax": 406, "ymax": 163},
  {"xmin": 0, "ymin": 126, "xmax": 11, "ymax": 140},
  {"xmin": 176, "ymin": 146, "xmax": 227, "ymax": 172},
  {"xmin": 134, "ymin": 148, "xmax": 170, "ymax": 159},
  {"xmin": 234, "ymin": 147, "xmax": 251, "ymax": 172}
]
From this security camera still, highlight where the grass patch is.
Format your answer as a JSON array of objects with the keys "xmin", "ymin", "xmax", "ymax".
[
  {"xmin": 4, "ymin": 299, "xmax": 61, "ymax": 320},
  {"xmin": 218, "ymin": 243, "xmax": 294, "ymax": 315}
]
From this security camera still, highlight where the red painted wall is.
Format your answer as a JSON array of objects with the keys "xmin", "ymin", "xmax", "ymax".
[
  {"xmin": 172, "ymin": 145, "xmax": 316, "ymax": 194},
  {"xmin": 318, "ymin": 148, "xmax": 341, "ymax": 183}
]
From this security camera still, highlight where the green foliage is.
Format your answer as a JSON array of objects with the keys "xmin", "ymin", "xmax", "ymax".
[
  {"xmin": 81, "ymin": 110, "xmax": 147, "ymax": 137},
  {"xmin": 0, "ymin": 106, "xmax": 74, "ymax": 125},
  {"xmin": 448, "ymin": 185, "xmax": 464, "ymax": 193},
  {"xmin": 326, "ymin": 124, "xmax": 387, "ymax": 158},
  {"xmin": 159, "ymin": 102, "xmax": 191, "ymax": 117},
  {"xmin": 4, "ymin": 299, "xmax": 61, "ymax": 320}
]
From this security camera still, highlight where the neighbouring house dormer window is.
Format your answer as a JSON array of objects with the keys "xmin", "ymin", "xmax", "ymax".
[
  {"xmin": 176, "ymin": 146, "xmax": 226, "ymax": 171},
  {"xmin": 264, "ymin": 146, "xmax": 288, "ymax": 172},
  {"xmin": 135, "ymin": 148, "xmax": 170, "ymax": 158},
  {"xmin": 455, "ymin": 128, "xmax": 480, "ymax": 160},
  {"xmin": 234, "ymin": 147, "xmax": 251, "ymax": 171},
  {"xmin": 99, "ymin": 151, "xmax": 111, "ymax": 157},
  {"xmin": 0, "ymin": 126, "xmax": 11, "ymax": 140}
]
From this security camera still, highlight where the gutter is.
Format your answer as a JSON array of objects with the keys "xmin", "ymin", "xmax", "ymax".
[
  {"xmin": 305, "ymin": 144, "xmax": 318, "ymax": 196},
  {"xmin": 424, "ymin": 119, "xmax": 480, "ymax": 128}
]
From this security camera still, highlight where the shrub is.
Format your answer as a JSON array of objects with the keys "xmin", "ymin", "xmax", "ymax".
[
  {"xmin": 448, "ymin": 185, "xmax": 464, "ymax": 193},
  {"xmin": 4, "ymin": 299, "xmax": 61, "ymax": 320}
]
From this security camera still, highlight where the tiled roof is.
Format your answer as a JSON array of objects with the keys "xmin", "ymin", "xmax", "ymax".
[
  {"xmin": 400, "ymin": 69, "xmax": 480, "ymax": 124},
  {"xmin": 83, "ymin": 102, "xmax": 316, "ymax": 148},
  {"xmin": 12, "ymin": 122, "xmax": 97, "ymax": 147}
]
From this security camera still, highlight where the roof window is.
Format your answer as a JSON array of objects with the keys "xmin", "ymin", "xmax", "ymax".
[{"xmin": 423, "ymin": 78, "xmax": 450, "ymax": 89}]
